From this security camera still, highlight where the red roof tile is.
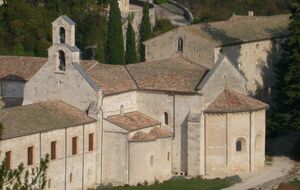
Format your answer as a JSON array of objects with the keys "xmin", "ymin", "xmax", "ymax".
[
  {"xmin": 130, "ymin": 127, "xmax": 173, "ymax": 142},
  {"xmin": 205, "ymin": 88, "xmax": 269, "ymax": 113},
  {"xmin": 0, "ymin": 100, "xmax": 96, "ymax": 140},
  {"xmin": 0, "ymin": 56, "xmax": 46, "ymax": 81},
  {"xmin": 105, "ymin": 111, "xmax": 160, "ymax": 131},
  {"xmin": 80, "ymin": 61, "xmax": 138, "ymax": 95},
  {"xmin": 126, "ymin": 57, "xmax": 208, "ymax": 93}
]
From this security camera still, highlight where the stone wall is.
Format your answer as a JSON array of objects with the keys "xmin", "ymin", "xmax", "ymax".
[
  {"xmin": 137, "ymin": 91, "xmax": 203, "ymax": 174},
  {"xmin": 129, "ymin": 138, "xmax": 172, "ymax": 185},
  {"xmin": 102, "ymin": 91, "xmax": 137, "ymax": 117},
  {"xmin": 199, "ymin": 57, "xmax": 247, "ymax": 106},
  {"xmin": 0, "ymin": 123, "xmax": 97, "ymax": 190},
  {"xmin": 144, "ymin": 27, "xmax": 283, "ymax": 97},
  {"xmin": 204, "ymin": 110, "xmax": 266, "ymax": 176},
  {"xmin": 144, "ymin": 27, "xmax": 216, "ymax": 68},
  {"xmin": 102, "ymin": 120, "xmax": 129, "ymax": 185},
  {"xmin": 23, "ymin": 61, "xmax": 98, "ymax": 111},
  {"xmin": 215, "ymin": 39, "xmax": 282, "ymax": 95}
]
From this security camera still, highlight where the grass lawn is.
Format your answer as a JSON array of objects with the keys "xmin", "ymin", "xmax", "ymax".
[
  {"xmin": 97, "ymin": 176, "xmax": 239, "ymax": 190},
  {"xmin": 289, "ymin": 178, "xmax": 300, "ymax": 188}
]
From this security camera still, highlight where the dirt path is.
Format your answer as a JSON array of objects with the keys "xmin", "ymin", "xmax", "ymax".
[
  {"xmin": 155, "ymin": 5, "xmax": 190, "ymax": 26},
  {"xmin": 224, "ymin": 131, "xmax": 300, "ymax": 190},
  {"xmin": 223, "ymin": 157, "xmax": 295, "ymax": 190}
]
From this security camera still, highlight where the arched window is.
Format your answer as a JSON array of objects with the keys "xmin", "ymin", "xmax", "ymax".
[
  {"xmin": 167, "ymin": 152, "xmax": 171, "ymax": 161},
  {"xmin": 59, "ymin": 27, "xmax": 66, "ymax": 44},
  {"xmin": 236, "ymin": 137, "xmax": 246, "ymax": 152},
  {"xmin": 150, "ymin": 155, "xmax": 154, "ymax": 167},
  {"xmin": 58, "ymin": 50, "xmax": 66, "ymax": 71},
  {"xmin": 236, "ymin": 140, "xmax": 242, "ymax": 152},
  {"xmin": 69, "ymin": 173, "xmax": 72, "ymax": 182},
  {"xmin": 164, "ymin": 112, "xmax": 169, "ymax": 125},
  {"xmin": 120, "ymin": 105, "xmax": 124, "ymax": 115},
  {"xmin": 177, "ymin": 38, "xmax": 183, "ymax": 52}
]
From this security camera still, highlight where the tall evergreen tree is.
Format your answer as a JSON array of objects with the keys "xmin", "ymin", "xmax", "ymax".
[
  {"xmin": 125, "ymin": 18, "xmax": 137, "ymax": 64},
  {"xmin": 140, "ymin": 2, "xmax": 152, "ymax": 61},
  {"xmin": 271, "ymin": 1, "xmax": 300, "ymax": 131},
  {"xmin": 105, "ymin": 0, "xmax": 125, "ymax": 64}
]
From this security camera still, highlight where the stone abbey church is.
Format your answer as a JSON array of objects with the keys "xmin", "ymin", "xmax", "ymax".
[{"xmin": 0, "ymin": 9, "xmax": 290, "ymax": 190}]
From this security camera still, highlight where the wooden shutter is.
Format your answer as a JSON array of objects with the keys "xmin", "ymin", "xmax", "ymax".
[
  {"xmin": 5, "ymin": 151, "xmax": 11, "ymax": 169},
  {"xmin": 27, "ymin": 146, "xmax": 33, "ymax": 165},
  {"xmin": 51, "ymin": 141, "xmax": 56, "ymax": 160},
  {"xmin": 72, "ymin": 137, "xmax": 77, "ymax": 155},
  {"xmin": 89, "ymin": 133, "xmax": 94, "ymax": 151}
]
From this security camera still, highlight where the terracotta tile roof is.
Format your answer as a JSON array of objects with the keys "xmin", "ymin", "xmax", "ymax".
[
  {"xmin": 205, "ymin": 88, "xmax": 269, "ymax": 113},
  {"xmin": 126, "ymin": 57, "xmax": 208, "ymax": 93},
  {"xmin": 186, "ymin": 14, "xmax": 289, "ymax": 46},
  {"xmin": 0, "ymin": 55, "xmax": 208, "ymax": 94},
  {"xmin": 80, "ymin": 61, "xmax": 138, "ymax": 95},
  {"xmin": 0, "ymin": 100, "xmax": 96, "ymax": 140},
  {"xmin": 0, "ymin": 56, "xmax": 47, "ymax": 81},
  {"xmin": 130, "ymin": 127, "xmax": 173, "ymax": 142},
  {"xmin": 105, "ymin": 111, "xmax": 160, "ymax": 131}
]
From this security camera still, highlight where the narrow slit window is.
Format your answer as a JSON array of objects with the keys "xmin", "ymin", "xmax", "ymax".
[
  {"xmin": 5, "ymin": 151, "xmax": 11, "ymax": 169},
  {"xmin": 177, "ymin": 38, "xmax": 183, "ymax": 52},
  {"xmin": 89, "ymin": 133, "xmax": 94, "ymax": 151},
  {"xmin": 27, "ymin": 146, "xmax": 33, "ymax": 166},
  {"xmin": 59, "ymin": 27, "xmax": 66, "ymax": 44},
  {"xmin": 58, "ymin": 50, "xmax": 66, "ymax": 71},
  {"xmin": 51, "ymin": 141, "xmax": 57, "ymax": 160},
  {"xmin": 72, "ymin": 137, "xmax": 77, "ymax": 155},
  {"xmin": 164, "ymin": 112, "xmax": 169, "ymax": 125}
]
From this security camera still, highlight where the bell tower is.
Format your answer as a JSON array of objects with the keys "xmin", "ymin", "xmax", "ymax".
[{"xmin": 48, "ymin": 15, "xmax": 80, "ymax": 73}]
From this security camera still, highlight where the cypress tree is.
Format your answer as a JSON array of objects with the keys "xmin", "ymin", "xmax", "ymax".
[
  {"xmin": 105, "ymin": 0, "xmax": 125, "ymax": 64},
  {"xmin": 271, "ymin": 1, "xmax": 300, "ymax": 131},
  {"xmin": 125, "ymin": 19, "xmax": 137, "ymax": 64},
  {"xmin": 140, "ymin": 2, "xmax": 152, "ymax": 61}
]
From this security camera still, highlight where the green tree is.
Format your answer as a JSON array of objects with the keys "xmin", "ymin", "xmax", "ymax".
[
  {"xmin": 105, "ymin": 0, "xmax": 125, "ymax": 64},
  {"xmin": 0, "ymin": 123, "xmax": 49, "ymax": 190},
  {"xmin": 140, "ymin": 2, "xmax": 152, "ymax": 61},
  {"xmin": 125, "ymin": 18, "xmax": 137, "ymax": 64},
  {"xmin": 271, "ymin": 1, "xmax": 300, "ymax": 131}
]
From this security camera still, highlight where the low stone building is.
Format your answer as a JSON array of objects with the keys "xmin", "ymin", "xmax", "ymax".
[
  {"xmin": 143, "ymin": 13, "xmax": 289, "ymax": 98},
  {"xmin": 0, "ymin": 15, "xmax": 269, "ymax": 189}
]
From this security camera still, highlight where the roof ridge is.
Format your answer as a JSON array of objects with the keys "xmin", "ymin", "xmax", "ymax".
[{"xmin": 124, "ymin": 65, "xmax": 140, "ymax": 90}]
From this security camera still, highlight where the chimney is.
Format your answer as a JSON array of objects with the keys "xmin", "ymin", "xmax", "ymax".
[{"xmin": 248, "ymin": 11, "xmax": 254, "ymax": 17}]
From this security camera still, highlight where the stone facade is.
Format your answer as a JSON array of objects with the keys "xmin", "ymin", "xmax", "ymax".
[
  {"xmin": 0, "ymin": 122, "xmax": 97, "ymax": 190},
  {"xmin": 0, "ymin": 15, "xmax": 270, "ymax": 190},
  {"xmin": 143, "ymin": 14, "xmax": 289, "ymax": 97}
]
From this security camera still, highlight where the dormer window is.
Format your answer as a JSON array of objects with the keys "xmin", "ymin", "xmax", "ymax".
[
  {"xmin": 58, "ymin": 50, "xmax": 66, "ymax": 71},
  {"xmin": 177, "ymin": 37, "xmax": 183, "ymax": 52},
  {"xmin": 59, "ymin": 27, "xmax": 66, "ymax": 44}
]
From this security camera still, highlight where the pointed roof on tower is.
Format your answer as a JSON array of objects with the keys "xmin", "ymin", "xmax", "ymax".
[{"xmin": 205, "ymin": 88, "xmax": 269, "ymax": 113}]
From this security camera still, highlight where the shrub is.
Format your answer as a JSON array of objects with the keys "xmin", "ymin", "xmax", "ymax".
[
  {"xmin": 154, "ymin": 0, "xmax": 167, "ymax": 5},
  {"xmin": 143, "ymin": 180, "xmax": 148, "ymax": 186},
  {"xmin": 154, "ymin": 178, "xmax": 160, "ymax": 185}
]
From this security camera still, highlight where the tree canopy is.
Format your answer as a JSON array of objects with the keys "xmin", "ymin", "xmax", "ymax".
[
  {"xmin": 125, "ymin": 17, "xmax": 137, "ymax": 64},
  {"xmin": 105, "ymin": 0, "xmax": 125, "ymax": 64},
  {"xmin": 0, "ymin": 0, "xmax": 107, "ymax": 63},
  {"xmin": 140, "ymin": 2, "xmax": 152, "ymax": 62},
  {"xmin": 270, "ymin": 0, "xmax": 300, "ymax": 132}
]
